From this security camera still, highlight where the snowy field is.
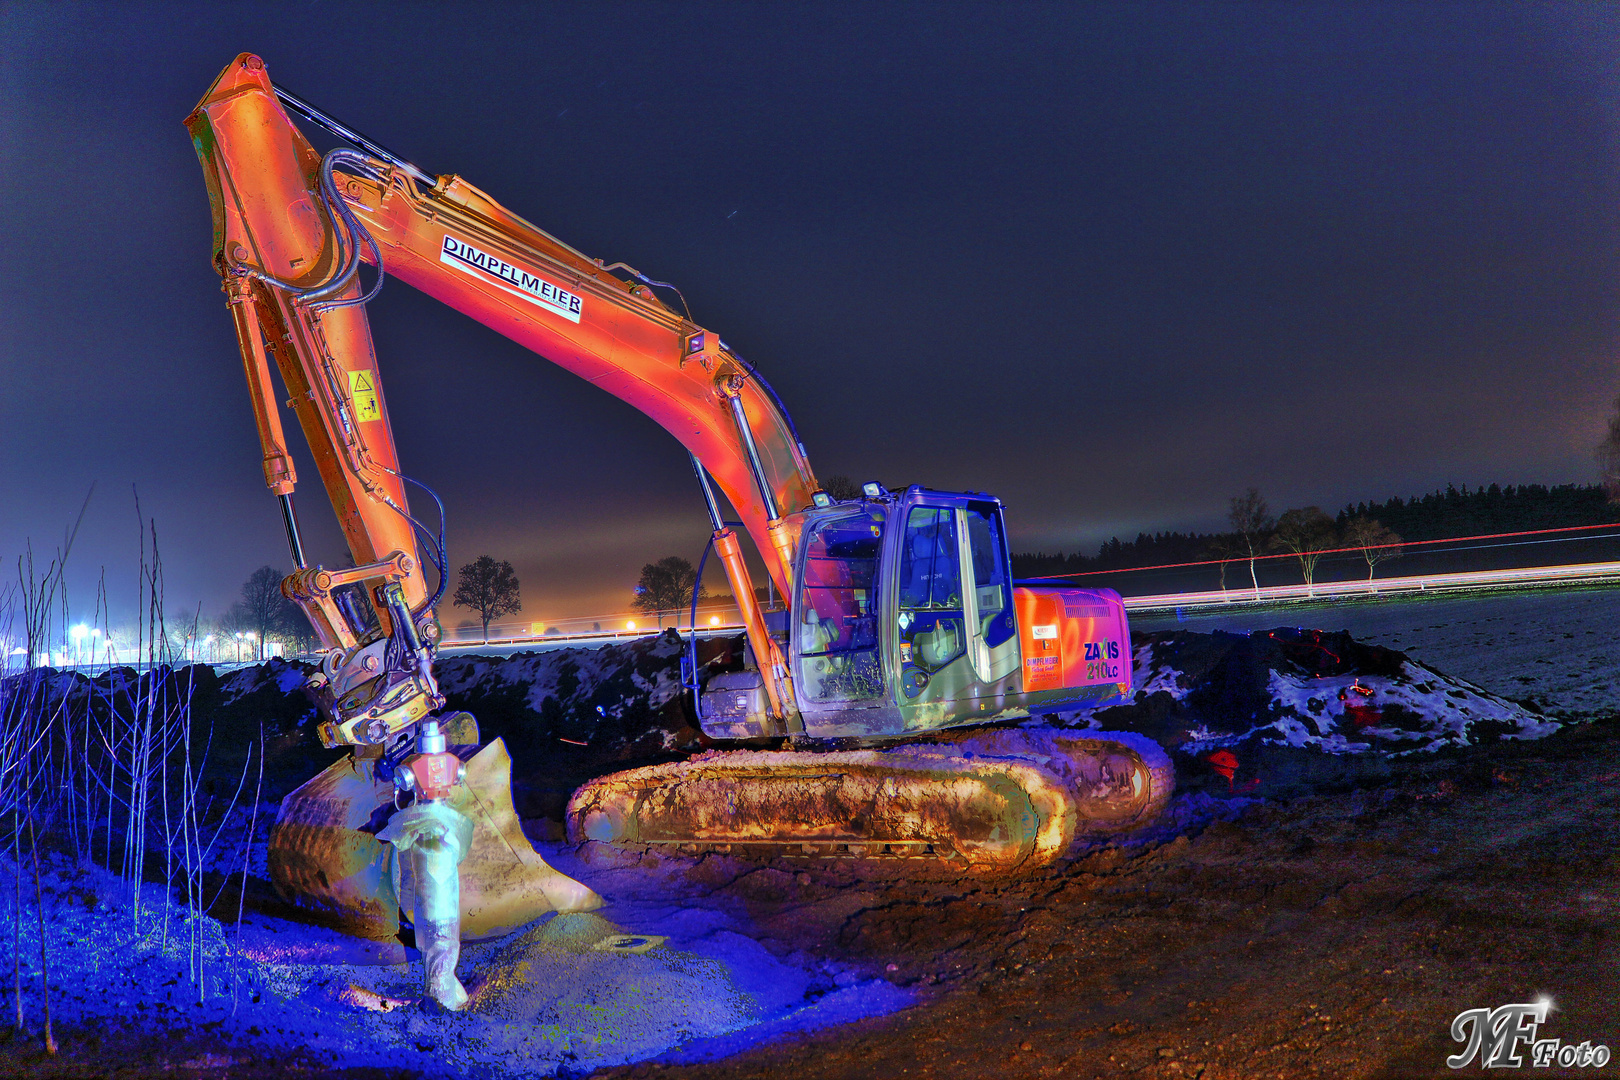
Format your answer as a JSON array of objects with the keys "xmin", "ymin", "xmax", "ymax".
[{"xmin": 1131, "ymin": 583, "xmax": 1617, "ymax": 719}]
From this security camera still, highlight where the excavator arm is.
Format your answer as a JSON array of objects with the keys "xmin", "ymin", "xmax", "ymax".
[{"xmin": 187, "ymin": 54, "xmax": 816, "ymax": 739}]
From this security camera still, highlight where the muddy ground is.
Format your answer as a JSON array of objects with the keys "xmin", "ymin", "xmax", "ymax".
[
  {"xmin": 1, "ymin": 716, "xmax": 1615, "ymax": 1079},
  {"xmin": 578, "ymin": 717, "xmax": 1620, "ymax": 1080},
  {"xmin": 0, "ymin": 618, "xmax": 1615, "ymax": 1080}
]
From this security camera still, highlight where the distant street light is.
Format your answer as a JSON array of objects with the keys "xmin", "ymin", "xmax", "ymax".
[
  {"xmin": 625, "ymin": 620, "xmax": 636, "ymax": 632},
  {"xmin": 71, "ymin": 624, "xmax": 88, "ymax": 666},
  {"xmin": 708, "ymin": 615, "xmax": 721, "ymax": 627},
  {"xmin": 233, "ymin": 631, "xmax": 243, "ymax": 662}
]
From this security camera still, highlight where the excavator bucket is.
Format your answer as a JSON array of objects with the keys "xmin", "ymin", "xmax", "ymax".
[
  {"xmin": 267, "ymin": 751, "xmax": 398, "ymax": 938},
  {"xmin": 269, "ymin": 734, "xmax": 600, "ymax": 940}
]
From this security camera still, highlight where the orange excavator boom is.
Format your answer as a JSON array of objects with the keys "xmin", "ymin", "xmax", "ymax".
[{"xmin": 187, "ymin": 53, "xmax": 811, "ymax": 741}]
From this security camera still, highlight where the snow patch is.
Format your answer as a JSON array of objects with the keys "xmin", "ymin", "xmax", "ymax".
[{"xmin": 1132, "ymin": 641, "xmax": 1190, "ymax": 699}]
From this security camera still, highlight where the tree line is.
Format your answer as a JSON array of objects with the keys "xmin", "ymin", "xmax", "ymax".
[
  {"xmin": 1337, "ymin": 482, "xmax": 1620, "ymax": 542},
  {"xmin": 206, "ymin": 553, "xmax": 526, "ymax": 659},
  {"xmin": 1013, "ymin": 481, "xmax": 1620, "ymax": 590}
]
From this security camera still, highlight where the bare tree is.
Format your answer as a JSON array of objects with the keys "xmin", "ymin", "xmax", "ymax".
[
  {"xmin": 634, "ymin": 556, "xmax": 707, "ymax": 629},
  {"xmin": 453, "ymin": 556, "xmax": 521, "ymax": 642},
  {"xmin": 1343, "ymin": 516, "xmax": 1404, "ymax": 584},
  {"xmin": 1598, "ymin": 394, "xmax": 1620, "ymax": 502},
  {"xmin": 821, "ymin": 474, "xmax": 864, "ymax": 502},
  {"xmin": 1270, "ymin": 507, "xmax": 1338, "ymax": 595},
  {"xmin": 1205, "ymin": 533, "xmax": 1246, "ymax": 596},
  {"xmin": 215, "ymin": 604, "xmax": 256, "ymax": 661},
  {"xmin": 235, "ymin": 566, "xmax": 299, "ymax": 660},
  {"xmin": 1227, "ymin": 488, "xmax": 1275, "ymax": 593}
]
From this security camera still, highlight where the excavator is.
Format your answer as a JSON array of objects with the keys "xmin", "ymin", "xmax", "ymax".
[{"xmin": 187, "ymin": 54, "xmax": 1172, "ymax": 942}]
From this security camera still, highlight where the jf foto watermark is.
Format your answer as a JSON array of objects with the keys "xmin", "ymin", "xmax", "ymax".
[{"xmin": 1449, "ymin": 998, "xmax": 1610, "ymax": 1069}]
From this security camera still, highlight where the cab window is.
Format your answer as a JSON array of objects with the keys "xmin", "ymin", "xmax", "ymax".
[
  {"xmin": 796, "ymin": 511, "xmax": 884, "ymax": 702},
  {"xmin": 898, "ymin": 506, "xmax": 965, "ymax": 675},
  {"xmin": 965, "ymin": 503, "xmax": 1013, "ymax": 647}
]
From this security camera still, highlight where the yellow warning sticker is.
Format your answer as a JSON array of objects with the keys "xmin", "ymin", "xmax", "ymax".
[{"xmin": 347, "ymin": 369, "xmax": 380, "ymax": 422}]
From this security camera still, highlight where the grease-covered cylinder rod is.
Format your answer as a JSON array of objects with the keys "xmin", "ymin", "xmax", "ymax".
[
  {"xmin": 279, "ymin": 493, "xmax": 307, "ymax": 570},
  {"xmin": 727, "ymin": 391, "xmax": 781, "ymax": 522},
  {"xmin": 690, "ymin": 452, "xmax": 725, "ymax": 532}
]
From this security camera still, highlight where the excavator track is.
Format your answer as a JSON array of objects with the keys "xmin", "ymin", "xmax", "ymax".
[{"xmin": 566, "ymin": 728, "xmax": 1172, "ymax": 872}]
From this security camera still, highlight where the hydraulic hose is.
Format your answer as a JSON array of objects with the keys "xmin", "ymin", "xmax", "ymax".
[
  {"xmin": 683, "ymin": 533, "xmax": 717, "ymax": 720},
  {"xmin": 305, "ymin": 150, "xmax": 386, "ymax": 311},
  {"xmin": 274, "ymin": 84, "xmax": 437, "ymax": 189},
  {"xmin": 231, "ymin": 149, "xmax": 386, "ymax": 313},
  {"xmin": 398, "ymin": 474, "xmax": 450, "ymax": 612},
  {"xmin": 717, "ymin": 340, "xmax": 808, "ymax": 459},
  {"xmin": 376, "ymin": 470, "xmax": 450, "ymax": 616}
]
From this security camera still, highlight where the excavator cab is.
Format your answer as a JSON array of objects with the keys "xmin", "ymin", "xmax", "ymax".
[
  {"xmin": 700, "ymin": 486, "xmax": 1131, "ymax": 742},
  {"xmin": 791, "ymin": 487, "xmax": 1023, "ymax": 739}
]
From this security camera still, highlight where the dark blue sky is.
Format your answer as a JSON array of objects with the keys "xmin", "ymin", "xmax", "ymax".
[{"xmin": 2, "ymin": 2, "xmax": 1616, "ymax": 630}]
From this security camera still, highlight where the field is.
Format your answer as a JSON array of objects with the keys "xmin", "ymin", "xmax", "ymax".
[{"xmin": 1132, "ymin": 584, "xmax": 1617, "ymax": 719}]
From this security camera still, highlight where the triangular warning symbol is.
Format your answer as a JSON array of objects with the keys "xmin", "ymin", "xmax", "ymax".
[{"xmin": 353, "ymin": 373, "xmax": 372, "ymax": 392}]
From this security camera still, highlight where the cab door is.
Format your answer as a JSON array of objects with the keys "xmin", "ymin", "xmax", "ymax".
[
  {"xmin": 892, "ymin": 493, "xmax": 1021, "ymax": 731},
  {"xmin": 959, "ymin": 499, "xmax": 1020, "ymax": 684}
]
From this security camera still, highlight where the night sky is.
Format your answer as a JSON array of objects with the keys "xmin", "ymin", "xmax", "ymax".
[{"xmin": 2, "ymin": 2, "xmax": 1616, "ymax": 633}]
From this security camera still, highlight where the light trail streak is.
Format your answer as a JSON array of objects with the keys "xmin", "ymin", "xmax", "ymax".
[
  {"xmin": 1023, "ymin": 521, "xmax": 1620, "ymax": 580},
  {"xmin": 1119, "ymin": 560, "xmax": 1620, "ymax": 613}
]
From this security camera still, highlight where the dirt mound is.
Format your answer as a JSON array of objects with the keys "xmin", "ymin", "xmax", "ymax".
[
  {"xmin": 0, "ymin": 658, "xmax": 336, "ymax": 802},
  {"xmin": 435, "ymin": 631, "xmax": 739, "ymax": 818},
  {"xmin": 1051, "ymin": 627, "xmax": 1565, "ymax": 799},
  {"xmin": 8, "ymin": 626, "xmax": 1566, "ymax": 821}
]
